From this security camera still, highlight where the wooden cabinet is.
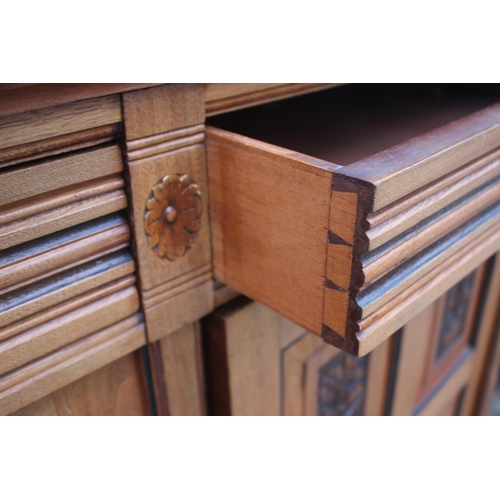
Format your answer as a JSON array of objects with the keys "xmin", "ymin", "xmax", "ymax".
[
  {"xmin": 204, "ymin": 256, "xmax": 500, "ymax": 416},
  {"xmin": 1, "ymin": 83, "xmax": 499, "ymax": 415},
  {"xmin": 206, "ymin": 84, "xmax": 500, "ymax": 356},
  {"xmin": 204, "ymin": 297, "xmax": 391, "ymax": 416}
]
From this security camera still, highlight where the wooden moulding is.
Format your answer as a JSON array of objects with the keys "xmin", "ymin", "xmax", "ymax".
[
  {"xmin": 207, "ymin": 101, "xmax": 500, "ymax": 356},
  {"xmin": 0, "ymin": 314, "xmax": 146, "ymax": 415},
  {"xmin": 0, "ymin": 145, "xmax": 127, "ymax": 250},
  {"xmin": 205, "ymin": 83, "xmax": 344, "ymax": 116},
  {"xmin": 0, "ymin": 213, "xmax": 130, "ymax": 293},
  {"xmin": 0, "ymin": 213, "xmax": 140, "ymax": 374},
  {"xmin": 0, "ymin": 96, "xmax": 122, "ymax": 152},
  {"xmin": 122, "ymin": 84, "xmax": 213, "ymax": 343},
  {"xmin": 0, "ymin": 277, "xmax": 140, "ymax": 376}
]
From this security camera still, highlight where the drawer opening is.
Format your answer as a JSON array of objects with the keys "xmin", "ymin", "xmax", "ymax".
[
  {"xmin": 207, "ymin": 84, "xmax": 500, "ymax": 166},
  {"xmin": 206, "ymin": 84, "xmax": 500, "ymax": 357}
]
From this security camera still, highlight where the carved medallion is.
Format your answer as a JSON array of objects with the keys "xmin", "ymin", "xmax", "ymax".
[
  {"xmin": 144, "ymin": 174, "xmax": 202, "ymax": 260},
  {"xmin": 318, "ymin": 353, "xmax": 368, "ymax": 416}
]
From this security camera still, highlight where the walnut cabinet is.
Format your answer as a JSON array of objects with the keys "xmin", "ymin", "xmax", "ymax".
[{"xmin": 1, "ymin": 83, "xmax": 499, "ymax": 416}]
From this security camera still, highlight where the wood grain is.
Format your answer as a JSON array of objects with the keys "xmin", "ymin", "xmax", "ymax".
[
  {"xmin": 0, "ymin": 284, "xmax": 139, "ymax": 375},
  {"xmin": 281, "ymin": 332, "xmax": 323, "ymax": 416},
  {"xmin": 416, "ymin": 349, "xmax": 473, "ymax": 416},
  {"xmin": 157, "ymin": 322, "xmax": 207, "ymax": 416},
  {"xmin": 207, "ymin": 85, "xmax": 500, "ymax": 355},
  {"xmin": 0, "ymin": 190, "xmax": 127, "ymax": 251},
  {"xmin": 342, "ymin": 103, "xmax": 500, "ymax": 211},
  {"xmin": 0, "ymin": 124, "xmax": 119, "ymax": 169},
  {"xmin": 462, "ymin": 255, "xmax": 500, "ymax": 414},
  {"xmin": 12, "ymin": 350, "xmax": 150, "ymax": 416},
  {"xmin": 123, "ymin": 84, "xmax": 204, "ymax": 140},
  {"xmin": 204, "ymin": 297, "xmax": 281, "ymax": 416},
  {"xmin": 205, "ymin": 83, "xmax": 343, "ymax": 116},
  {"xmin": 0, "ymin": 145, "xmax": 123, "ymax": 207},
  {"xmin": 0, "ymin": 314, "xmax": 146, "ymax": 415},
  {"xmin": 49, "ymin": 351, "xmax": 149, "ymax": 416},
  {"xmin": 357, "ymin": 220, "xmax": 500, "ymax": 355},
  {"xmin": 127, "ymin": 144, "xmax": 211, "ymax": 291},
  {"xmin": 123, "ymin": 85, "xmax": 214, "ymax": 344},
  {"xmin": 207, "ymin": 127, "xmax": 335, "ymax": 335},
  {"xmin": 0, "ymin": 213, "xmax": 130, "ymax": 293},
  {"xmin": 0, "ymin": 96, "xmax": 121, "ymax": 150},
  {"xmin": 0, "ymin": 83, "xmax": 160, "ymax": 119},
  {"xmin": 0, "ymin": 250, "xmax": 134, "ymax": 331}
]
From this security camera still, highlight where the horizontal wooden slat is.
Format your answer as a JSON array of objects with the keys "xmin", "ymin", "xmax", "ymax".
[
  {"xmin": 0, "ymin": 284, "xmax": 140, "ymax": 376},
  {"xmin": 0, "ymin": 213, "xmax": 129, "ymax": 292},
  {"xmin": 0, "ymin": 96, "xmax": 122, "ymax": 151},
  {"xmin": 362, "ymin": 179, "xmax": 500, "ymax": 288},
  {"xmin": 0, "ymin": 84, "xmax": 160, "ymax": 119},
  {"xmin": 0, "ymin": 124, "xmax": 120, "ymax": 169},
  {"xmin": 0, "ymin": 314, "xmax": 146, "ymax": 415},
  {"xmin": 342, "ymin": 102, "xmax": 500, "ymax": 212},
  {"xmin": 0, "ymin": 250, "xmax": 134, "ymax": 331},
  {"xmin": 205, "ymin": 83, "xmax": 343, "ymax": 116},
  {"xmin": 357, "ymin": 221, "xmax": 500, "ymax": 355},
  {"xmin": 0, "ymin": 187, "xmax": 127, "ymax": 251},
  {"xmin": 359, "ymin": 202, "xmax": 500, "ymax": 317},
  {"xmin": 0, "ymin": 145, "xmax": 123, "ymax": 207},
  {"xmin": 366, "ymin": 147, "xmax": 500, "ymax": 250}
]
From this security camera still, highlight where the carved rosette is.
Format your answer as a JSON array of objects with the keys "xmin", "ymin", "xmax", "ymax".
[{"xmin": 144, "ymin": 174, "xmax": 202, "ymax": 260}]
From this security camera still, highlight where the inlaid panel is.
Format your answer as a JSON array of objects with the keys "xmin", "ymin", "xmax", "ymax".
[
  {"xmin": 317, "ymin": 352, "xmax": 368, "ymax": 416},
  {"xmin": 435, "ymin": 273, "xmax": 476, "ymax": 360}
]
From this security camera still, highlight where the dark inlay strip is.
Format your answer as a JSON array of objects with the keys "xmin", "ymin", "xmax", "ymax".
[{"xmin": 358, "ymin": 201, "xmax": 500, "ymax": 309}]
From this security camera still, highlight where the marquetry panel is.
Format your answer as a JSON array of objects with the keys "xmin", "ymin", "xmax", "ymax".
[
  {"xmin": 435, "ymin": 273, "xmax": 476, "ymax": 361},
  {"xmin": 390, "ymin": 258, "xmax": 500, "ymax": 415},
  {"xmin": 205, "ymin": 297, "xmax": 391, "ymax": 416},
  {"xmin": 122, "ymin": 84, "xmax": 213, "ymax": 343},
  {"xmin": 314, "ymin": 350, "xmax": 368, "ymax": 416}
]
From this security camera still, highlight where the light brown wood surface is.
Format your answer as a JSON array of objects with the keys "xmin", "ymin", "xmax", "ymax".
[
  {"xmin": 123, "ymin": 84, "xmax": 213, "ymax": 346},
  {"xmin": 207, "ymin": 85, "xmax": 500, "ymax": 355},
  {"xmin": 462, "ymin": 256, "xmax": 500, "ymax": 414},
  {"xmin": 207, "ymin": 127, "xmax": 334, "ymax": 335},
  {"xmin": 0, "ymin": 96, "xmax": 121, "ymax": 151},
  {"xmin": 205, "ymin": 298, "xmax": 282, "ymax": 416},
  {"xmin": 0, "ymin": 83, "xmax": 160, "ymax": 119},
  {"xmin": 123, "ymin": 84, "xmax": 204, "ymax": 140},
  {"xmin": 0, "ymin": 145, "xmax": 122, "ymax": 206},
  {"xmin": 205, "ymin": 296, "xmax": 389, "ymax": 416},
  {"xmin": 12, "ymin": 350, "xmax": 150, "ymax": 416},
  {"xmin": 0, "ymin": 214, "xmax": 130, "ymax": 293},
  {"xmin": 0, "ymin": 258, "xmax": 135, "ymax": 334},
  {"xmin": 0, "ymin": 284, "xmax": 139, "ymax": 375},
  {"xmin": 0, "ymin": 314, "xmax": 146, "ymax": 415},
  {"xmin": 205, "ymin": 83, "xmax": 343, "ymax": 116},
  {"xmin": 127, "ymin": 144, "xmax": 212, "ymax": 291},
  {"xmin": 157, "ymin": 322, "xmax": 206, "ymax": 416}
]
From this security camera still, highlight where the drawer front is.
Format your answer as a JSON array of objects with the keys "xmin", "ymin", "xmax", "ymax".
[
  {"xmin": 206, "ymin": 85, "xmax": 500, "ymax": 356},
  {"xmin": 0, "ymin": 98, "xmax": 147, "ymax": 414}
]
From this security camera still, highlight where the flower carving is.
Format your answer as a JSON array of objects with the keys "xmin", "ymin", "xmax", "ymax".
[{"xmin": 144, "ymin": 174, "xmax": 202, "ymax": 260}]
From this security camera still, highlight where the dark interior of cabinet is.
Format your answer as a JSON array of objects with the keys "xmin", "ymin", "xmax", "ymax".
[{"xmin": 207, "ymin": 84, "xmax": 500, "ymax": 166}]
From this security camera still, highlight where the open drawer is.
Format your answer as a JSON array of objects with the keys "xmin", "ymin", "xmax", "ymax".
[{"xmin": 206, "ymin": 85, "xmax": 500, "ymax": 356}]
